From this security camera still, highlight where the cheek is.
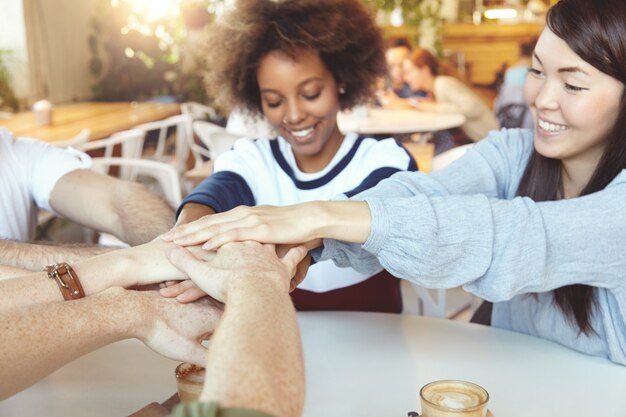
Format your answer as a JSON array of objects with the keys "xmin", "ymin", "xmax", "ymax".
[
  {"xmin": 523, "ymin": 78, "xmax": 538, "ymax": 105},
  {"xmin": 309, "ymin": 93, "xmax": 340, "ymax": 119},
  {"xmin": 261, "ymin": 105, "xmax": 284, "ymax": 128},
  {"xmin": 577, "ymin": 96, "xmax": 621, "ymax": 134}
]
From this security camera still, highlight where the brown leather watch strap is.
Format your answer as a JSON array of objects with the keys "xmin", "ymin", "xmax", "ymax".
[{"xmin": 44, "ymin": 262, "xmax": 86, "ymax": 301}]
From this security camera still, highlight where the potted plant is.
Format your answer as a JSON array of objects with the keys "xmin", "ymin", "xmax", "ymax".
[{"xmin": 0, "ymin": 49, "xmax": 20, "ymax": 112}]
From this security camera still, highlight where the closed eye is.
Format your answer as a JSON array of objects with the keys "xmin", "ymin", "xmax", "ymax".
[
  {"xmin": 265, "ymin": 100, "xmax": 282, "ymax": 108},
  {"xmin": 303, "ymin": 91, "xmax": 321, "ymax": 101},
  {"xmin": 564, "ymin": 83, "xmax": 587, "ymax": 92},
  {"xmin": 528, "ymin": 67, "xmax": 543, "ymax": 77}
]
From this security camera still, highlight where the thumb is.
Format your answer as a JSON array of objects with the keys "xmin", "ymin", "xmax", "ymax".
[
  {"xmin": 281, "ymin": 245, "xmax": 308, "ymax": 276},
  {"xmin": 166, "ymin": 246, "xmax": 206, "ymax": 279},
  {"xmin": 175, "ymin": 338, "xmax": 208, "ymax": 367}
]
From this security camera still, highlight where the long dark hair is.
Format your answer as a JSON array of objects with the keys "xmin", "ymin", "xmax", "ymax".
[{"xmin": 516, "ymin": 0, "xmax": 626, "ymax": 335}]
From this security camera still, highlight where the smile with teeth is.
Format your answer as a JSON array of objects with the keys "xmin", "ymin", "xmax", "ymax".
[
  {"xmin": 538, "ymin": 119, "xmax": 568, "ymax": 133},
  {"xmin": 289, "ymin": 125, "xmax": 315, "ymax": 137}
]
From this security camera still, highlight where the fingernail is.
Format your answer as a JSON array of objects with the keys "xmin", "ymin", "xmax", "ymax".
[
  {"xmin": 173, "ymin": 237, "xmax": 187, "ymax": 245},
  {"xmin": 202, "ymin": 241, "xmax": 214, "ymax": 250}
]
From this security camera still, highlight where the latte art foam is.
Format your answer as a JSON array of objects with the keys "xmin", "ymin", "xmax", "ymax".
[
  {"xmin": 419, "ymin": 380, "xmax": 489, "ymax": 417},
  {"xmin": 424, "ymin": 389, "xmax": 483, "ymax": 409}
]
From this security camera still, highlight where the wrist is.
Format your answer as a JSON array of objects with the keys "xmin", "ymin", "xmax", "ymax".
[
  {"xmin": 227, "ymin": 270, "xmax": 289, "ymax": 300},
  {"xmin": 317, "ymin": 201, "xmax": 371, "ymax": 243},
  {"xmin": 73, "ymin": 250, "xmax": 130, "ymax": 295}
]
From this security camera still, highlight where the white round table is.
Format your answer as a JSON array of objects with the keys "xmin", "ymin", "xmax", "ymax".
[
  {"xmin": 337, "ymin": 107, "xmax": 466, "ymax": 135},
  {"xmin": 1, "ymin": 312, "xmax": 624, "ymax": 417}
]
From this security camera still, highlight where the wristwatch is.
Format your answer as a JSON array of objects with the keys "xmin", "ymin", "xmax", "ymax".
[{"xmin": 44, "ymin": 262, "xmax": 86, "ymax": 301}]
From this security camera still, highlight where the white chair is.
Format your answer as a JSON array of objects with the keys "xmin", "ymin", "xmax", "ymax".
[
  {"xmin": 77, "ymin": 129, "xmax": 146, "ymax": 181},
  {"xmin": 181, "ymin": 102, "xmax": 218, "ymax": 121},
  {"xmin": 193, "ymin": 120, "xmax": 240, "ymax": 161},
  {"xmin": 89, "ymin": 157, "xmax": 182, "ymax": 247},
  {"xmin": 90, "ymin": 157, "xmax": 182, "ymax": 208},
  {"xmin": 135, "ymin": 114, "xmax": 191, "ymax": 174},
  {"xmin": 402, "ymin": 143, "xmax": 477, "ymax": 318},
  {"xmin": 50, "ymin": 128, "xmax": 91, "ymax": 148}
]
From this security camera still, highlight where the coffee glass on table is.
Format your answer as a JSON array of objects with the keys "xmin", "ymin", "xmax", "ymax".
[
  {"xmin": 418, "ymin": 380, "xmax": 489, "ymax": 417},
  {"xmin": 175, "ymin": 362, "xmax": 206, "ymax": 402}
]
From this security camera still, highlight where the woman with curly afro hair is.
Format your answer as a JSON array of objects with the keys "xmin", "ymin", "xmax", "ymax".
[{"xmin": 170, "ymin": 0, "xmax": 417, "ymax": 313}]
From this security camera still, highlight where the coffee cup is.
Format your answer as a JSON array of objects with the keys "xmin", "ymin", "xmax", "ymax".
[
  {"xmin": 175, "ymin": 362, "xmax": 205, "ymax": 402},
  {"xmin": 419, "ymin": 380, "xmax": 489, "ymax": 417}
]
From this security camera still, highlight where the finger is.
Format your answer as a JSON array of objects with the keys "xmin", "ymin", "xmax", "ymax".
[
  {"xmin": 174, "ymin": 339, "xmax": 208, "ymax": 367},
  {"xmin": 166, "ymin": 246, "xmax": 205, "ymax": 276},
  {"xmin": 166, "ymin": 246, "xmax": 227, "ymax": 303},
  {"xmin": 159, "ymin": 280, "xmax": 194, "ymax": 298},
  {"xmin": 281, "ymin": 245, "xmax": 308, "ymax": 276},
  {"xmin": 202, "ymin": 226, "xmax": 263, "ymax": 250},
  {"xmin": 163, "ymin": 214, "xmax": 216, "ymax": 242},
  {"xmin": 176, "ymin": 286, "xmax": 208, "ymax": 303},
  {"xmin": 169, "ymin": 208, "xmax": 250, "ymax": 244}
]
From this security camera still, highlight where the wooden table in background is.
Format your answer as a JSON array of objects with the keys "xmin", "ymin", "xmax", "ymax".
[{"xmin": 0, "ymin": 101, "xmax": 181, "ymax": 144}]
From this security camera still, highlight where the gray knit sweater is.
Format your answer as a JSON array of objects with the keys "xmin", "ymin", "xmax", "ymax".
[{"xmin": 317, "ymin": 128, "xmax": 626, "ymax": 365}]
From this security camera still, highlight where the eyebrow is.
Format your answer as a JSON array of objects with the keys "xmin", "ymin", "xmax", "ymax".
[
  {"xmin": 260, "ymin": 77, "xmax": 325, "ymax": 94},
  {"xmin": 533, "ymin": 53, "xmax": 591, "ymax": 76}
]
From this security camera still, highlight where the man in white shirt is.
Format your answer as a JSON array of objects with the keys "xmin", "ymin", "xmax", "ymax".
[{"xmin": 0, "ymin": 128, "xmax": 175, "ymax": 276}]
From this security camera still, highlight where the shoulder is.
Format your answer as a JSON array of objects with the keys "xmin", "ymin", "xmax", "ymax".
[
  {"xmin": 435, "ymin": 75, "xmax": 466, "ymax": 89},
  {"xmin": 354, "ymin": 137, "xmax": 413, "ymax": 168},
  {"xmin": 473, "ymin": 128, "xmax": 534, "ymax": 172},
  {"xmin": 214, "ymin": 138, "xmax": 272, "ymax": 170},
  {"xmin": 1, "ymin": 129, "xmax": 90, "ymax": 167}
]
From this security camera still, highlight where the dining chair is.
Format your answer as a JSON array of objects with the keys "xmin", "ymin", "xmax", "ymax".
[
  {"xmin": 50, "ymin": 128, "xmax": 91, "ymax": 148},
  {"xmin": 181, "ymin": 101, "xmax": 219, "ymax": 122},
  {"xmin": 90, "ymin": 157, "xmax": 182, "ymax": 208},
  {"xmin": 135, "ymin": 114, "xmax": 191, "ymax": 175},
  {"xmin": 77, "ymin": 129, "xmax": 146, "ymax": 181},
  {"xmin": 192, "ymin": 120, "xmax": 240, "ymax": 161},
  {"xmin": 402, "ymin": 143, "xmax": 478, "ymax": 318},
  {"xmin": 89, "ymin": 157, "xmax": 183, "ymax": 247}
]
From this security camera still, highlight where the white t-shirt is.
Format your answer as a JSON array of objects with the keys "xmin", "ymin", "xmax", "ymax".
[
  {"xmin": 0, "ymin": 128, "xmax": 91, "ymax": 241},
  {"xmin": 181, "ymin": 132, "xmax": 416, "ymax": 292}
]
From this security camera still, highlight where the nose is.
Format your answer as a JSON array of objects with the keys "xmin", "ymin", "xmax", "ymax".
[
  {"xmin": 283, "ymin": 99, "xmax": 306, "ymax": 125},
  {"xmin": 529, "ymin": 78, "xmax": 559, "ymax": 112}
]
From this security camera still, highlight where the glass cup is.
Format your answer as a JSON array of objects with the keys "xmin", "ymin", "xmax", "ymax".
[
  {"xmin": 175, "ymin": 362, "xmax": 206, "ymax": 402},
  {"xmin": 419, "ymin": 380, "xmax": 489, "ymax": 417}
]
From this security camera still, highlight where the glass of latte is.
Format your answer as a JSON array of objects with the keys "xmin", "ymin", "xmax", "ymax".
[
  {"xmin": 419, "ymin": 380, "xmax": 489, "ymax": 417},
  {"xmin": 175, "ymin": 363, "xmax": 206, "ymax": 402}
]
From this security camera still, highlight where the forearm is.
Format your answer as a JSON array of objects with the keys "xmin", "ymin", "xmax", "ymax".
[
  {"xmin": 113, "ymin": 182, "xmax": 175, "ymax": 245},
  {"xmin": 0, "ymin": 287, "xmax": 142, "ymax": 399},
  {"xmin": 315, "ymin": 201, "xmax": 371, "ymax": 244},
  {"xmin": 176, "ymin": 203, "xmax": 216, "ymax": 226},
  {"xmin": 0, "ymin": 264, "xmax": 31, "ymax": 280},
  {"xmin": 200, "ymin": 280, "xmax": 304, "ymax": 417},
  {"xmin": 0, "ymin": 239, "xmax": 186, "ymax": 312},
  {"xmin": 0, "ymin": 239, "xmax": 116, "ymax": 271}
]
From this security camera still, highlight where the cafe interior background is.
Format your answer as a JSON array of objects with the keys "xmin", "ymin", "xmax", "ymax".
[{"xmin": 0, "ymin": 0, "xmax": 555, "ymax": 319}]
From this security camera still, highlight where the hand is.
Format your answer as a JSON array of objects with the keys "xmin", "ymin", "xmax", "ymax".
[
  {"xmin": 162, "ymin": 204, "xmax": 323, "ymax": 250},
  {"xmin": 277, "ymin": 244, "xmax": 312, "ymax": 292},
  {"xmin": 165, "ymin": 241, "xmax": 308, "ymax": 302},
  {"xmin": 160, "ymin": 244, "xmax": 312, "ymax": 302},
  {"xmin": 134, "ymin": 290, "xmax": 223, "ymax": 366}
]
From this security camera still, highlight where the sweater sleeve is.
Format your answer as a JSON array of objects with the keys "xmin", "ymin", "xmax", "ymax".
[
  {"xmin": 321, "ymin": 129, "xmax": 626, "ymax": 304},
  {"xmin": 362, "ymin": 180, "xmax": 626, "ymax": 302}
]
